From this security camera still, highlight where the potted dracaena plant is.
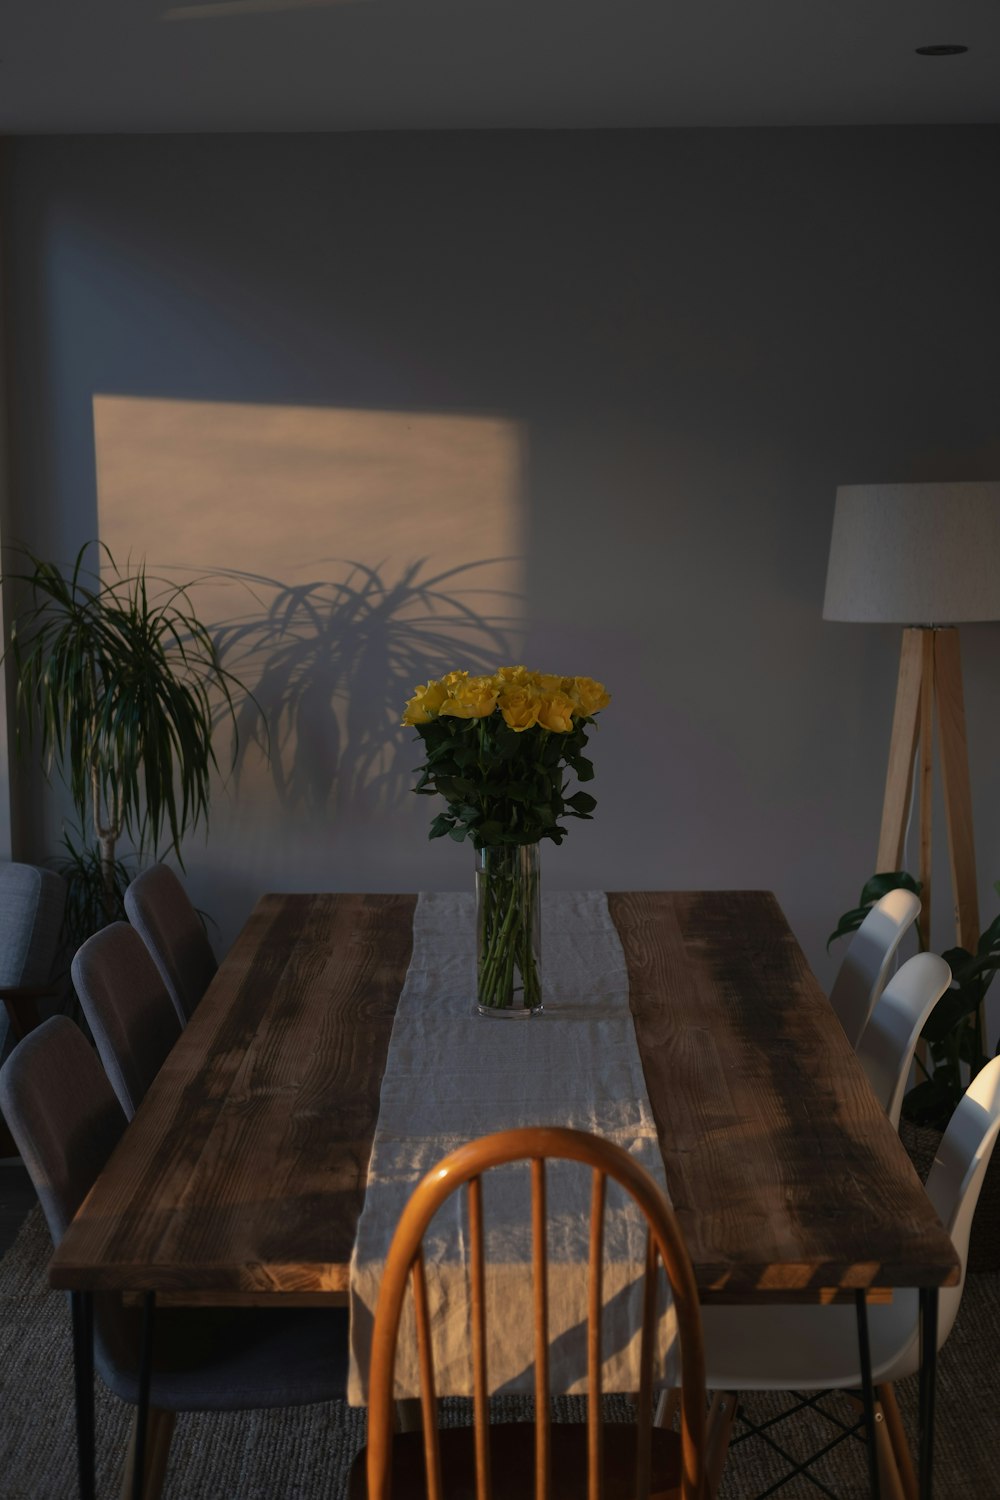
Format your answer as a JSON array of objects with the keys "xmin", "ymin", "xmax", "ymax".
[{"xmin": 4, "ymin": 542, "xmax": 250, "ymax": 944}]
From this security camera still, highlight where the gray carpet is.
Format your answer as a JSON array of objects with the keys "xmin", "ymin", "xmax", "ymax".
[{"xmin": 1, "ymin": 1207, "xmax": 997, "ymax": 1499}]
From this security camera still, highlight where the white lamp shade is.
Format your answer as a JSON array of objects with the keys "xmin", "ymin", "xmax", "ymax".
[{"xmin": 823, "ymin": 481, "xmax": 1000, "ymax": 625}]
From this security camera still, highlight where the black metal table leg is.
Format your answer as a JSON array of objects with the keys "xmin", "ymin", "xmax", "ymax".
[
  {"xmin": 919, "ymin": 1287, "xmax": 939, "ymax": 1500},
  {"xmin": 132, "ymin": 1291, "xmax": 157, "ymax": 1500},
  {"xmin": 855, "ymin": 1290, "xmax": 881, "ymax": 1500},
  {"xmin": 70, "ymin": 1290, "xmax": 95, "ymax": 1500}
]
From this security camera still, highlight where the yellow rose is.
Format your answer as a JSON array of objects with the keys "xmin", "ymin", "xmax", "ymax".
[
  {"xmin": 537, "ymin": 690, "xmax": 576, "ymax": 734},
  {"xmin": 440, "ymin": 674, "xmax": 499, "ymax": 719},
  {"xmin": 536, "ymin": 673, "xmax": 572, "ymax": 695},
  {"xmin": 570, "ymin": 676, "xmax": 611, "ymax": 716},
  {"xmin": 402, "ymin": 677, "xmax": 449, "ymax": 725},
  {"xmin": 499, "ymin": 684, "xmax": 542, "ymax": 732},
  {"xmin": 494, "ymin": 664, "xmax": 540, "ymax": 688}
]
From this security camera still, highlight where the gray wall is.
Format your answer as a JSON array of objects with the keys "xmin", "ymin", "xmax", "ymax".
[{"xmin": 3, "ymin": 127, "xmax": 1000, "ymax": 1001}]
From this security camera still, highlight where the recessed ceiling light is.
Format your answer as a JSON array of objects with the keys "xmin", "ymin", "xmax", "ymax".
[{"xmin": 915, "ymin": 44, "xmax": 968, "ymax": 56}]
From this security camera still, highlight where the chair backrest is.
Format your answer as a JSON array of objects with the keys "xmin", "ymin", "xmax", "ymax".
[
  {"xmin": 926, "ymin": 1055, "xmax": 1000, "ymax": 1346},
  {"xmin": 828, "ymin": 888, "xmax": 922, "ymax": 1048},
  {"xmin": 0, "ymin": 1015, "xmax": 125, "ymax": 1243},
  {"xmin": 71, "ymin": 921, "xmax": 182, "ymax": 1119},
  {"xmin": 856, "ymin": 951, "xmax": 952, "ymax": 1128},
  {"xmin": 0, "ymin": 862, "xmax": 68, "ymax": 1055},
  {"xmin": 0, "ymin": 862, "xmax": 67, "ymax": 989},
  {"xmin": 124, "ymin": 864, "xmax": 217, "ymax": 1025},
  {"xmin": 365, "ymin": 1125, "xmax": 707, "ymax": 1500}
]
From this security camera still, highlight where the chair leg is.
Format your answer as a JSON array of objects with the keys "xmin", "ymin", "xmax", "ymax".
[
  {"xmin": 395, "ymin": 1398, "xmax": 423, "ymax": 1433},
  {"xmin": 846, "ymin": 1391, "xmax": 910, "ymax": 1500},
  {"xmin": 704, "ymin": 1391, "xmax": 738, "ymax": 1500},
  {"xmin": 873, "ymin": 1406, "xmax": 908, "ymax": 1500},
  {"xmin": 653, "ymin": 1388, "xmax": 680, "ymax": 1429},
  {"xmin": 878, "ymin": 1384, "xmax": 919, "ymax": 1500},
  {"xmin": 120, "ymin": 1407, "xmax": 175, "ymax": 1500}
]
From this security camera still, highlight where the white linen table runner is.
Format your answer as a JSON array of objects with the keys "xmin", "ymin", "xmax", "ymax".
[{"xmin": 347, "ymin": 889, "xmax": 676, "ymax": 1404}]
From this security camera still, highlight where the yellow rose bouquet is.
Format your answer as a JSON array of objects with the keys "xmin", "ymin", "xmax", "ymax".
[{"xmin": 402, "ymin": 665, "xmax": 611, "ymax": 1014}]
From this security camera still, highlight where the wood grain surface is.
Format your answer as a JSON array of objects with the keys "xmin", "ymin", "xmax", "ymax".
[
  {"xmin": 51, "ymin": 890, "xmax": 959, "ymax": 1303},
  {"xmin": 50, "ymin": 893, "xmax": 414, "ymax": 1296},
  {"xmin": 608, "ymin": 890, "xmax": 960, "ymax": 1299}
]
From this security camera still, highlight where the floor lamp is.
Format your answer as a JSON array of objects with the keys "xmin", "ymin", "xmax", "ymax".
[{"xmin": 823, "ymin": 481, "xmax": 1000, "ymax": 966}]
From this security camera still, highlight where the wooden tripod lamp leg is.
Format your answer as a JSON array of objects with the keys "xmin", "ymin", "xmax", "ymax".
[
  {"xmin": 877, "ymin": 629, "xmax": 925, "ymax": 876},
  {"xmin": 875, "ymin": 627, "xmax": 984, "ymax": 1051},
  {"xmin": 934, "ymin": 629, "xmax": 981, "ymax": 957},
  {"xmin": 917, "ymin": 632, "xmax": 935, "ymax": 954}
]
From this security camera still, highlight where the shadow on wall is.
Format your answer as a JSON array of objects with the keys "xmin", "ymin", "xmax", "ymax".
[
  {"xmin": 92, "ymin": 392, "xmax": 529, "ymax": 849},
  {"xmin": 213, "ymin": 556, "xmax": 519, "ymax": 819}
]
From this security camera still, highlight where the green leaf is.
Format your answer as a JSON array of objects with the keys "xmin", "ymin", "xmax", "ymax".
[
  {"xmin": 858, "ymin": 870, "xmax": 922, "ymax": 905},
  {"xmin": 977, "ymin": 911, "xmax": 1000, "ymax": 955},
  {"xmin": 921, "ymin": 985, "xmax": 980, "ymax": 1043},
  {"xmin": 567, "ymin": 791, "xmax": 597, "ymax": 814},
  {"xmin": 828, "ymin": 869, "xmax": 921, "ymax": 951},
  {"xmin": 826, "ymin": 906, "xmax": 871, "ymax": 951}
]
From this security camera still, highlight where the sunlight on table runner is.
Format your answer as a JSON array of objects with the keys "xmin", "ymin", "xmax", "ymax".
[{"xmin": 347, "ymin": 890, "xmax": 678, "ymax": 1404}]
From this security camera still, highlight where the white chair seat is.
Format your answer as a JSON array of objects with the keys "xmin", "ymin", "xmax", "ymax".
[{"xmin": 700, "ymin": 1293, "xmax": 920, "ymax": 1391}]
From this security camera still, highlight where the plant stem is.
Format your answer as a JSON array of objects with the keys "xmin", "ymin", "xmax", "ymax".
[
  {"xmin": 91, "ymin": 763, "xmax": 121, "ymax": 920},
  {"xmin": 476, "ymin": 845, "xmax": 541, "ymax": 1011}
]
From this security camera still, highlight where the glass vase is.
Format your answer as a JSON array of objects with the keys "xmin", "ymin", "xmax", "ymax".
[{"xmin": 474, "ymin": 844, "xmax": 542, "ymax": 1017}]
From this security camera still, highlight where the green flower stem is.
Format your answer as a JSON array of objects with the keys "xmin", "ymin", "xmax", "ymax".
[{"xmin": 476, "ymin": 845, "xmax": 542, "ymax": 1011}]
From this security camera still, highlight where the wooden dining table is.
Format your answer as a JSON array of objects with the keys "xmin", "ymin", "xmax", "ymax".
[{"xmin": 50, "ymin": 890, "xmax": 961, "ymax": 1499}]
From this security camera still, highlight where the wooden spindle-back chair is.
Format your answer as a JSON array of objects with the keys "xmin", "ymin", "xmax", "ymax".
[{"xmin": 353, "ymin": 1126, "xmax": 707, "ymax": 1500}]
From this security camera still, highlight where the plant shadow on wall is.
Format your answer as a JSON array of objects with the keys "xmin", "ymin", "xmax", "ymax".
[{"xmin": 212, "ymin": 559, "xmax": 519, "ymax": 819}]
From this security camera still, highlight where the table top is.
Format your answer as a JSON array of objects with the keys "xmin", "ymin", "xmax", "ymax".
[{"xmin": 49, "ymin": 890, "xmax": 960, "ymax": 1301}]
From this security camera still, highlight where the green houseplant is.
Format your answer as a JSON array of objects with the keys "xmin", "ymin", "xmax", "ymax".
[{"xmin": 5, "ymin": 543, "xmax": 247, "ymax": 942}]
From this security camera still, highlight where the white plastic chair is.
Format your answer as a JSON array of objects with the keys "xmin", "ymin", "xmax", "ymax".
[
  {"xmin": 696, "ymin": 1054, "xmax": 1000, "ymax": 1490},
  {"xmin": 828, "ymin": 888, "xmax": 922, "ymax": 1048},
  {"xmin": 857, "ymin": 950, "xmax": 953, "ymax": 1128}
]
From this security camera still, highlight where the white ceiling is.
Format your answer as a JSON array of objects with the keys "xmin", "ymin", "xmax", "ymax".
[{"xmin": 2, "ymin": 0, "xmax": 999, "ymax": 134}]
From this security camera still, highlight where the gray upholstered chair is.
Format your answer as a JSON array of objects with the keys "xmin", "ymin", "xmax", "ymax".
[
  {"xmin": 71, "ymin": 922, "xmax": 182, "ymax": 1119},
  {"xmin": 124, "ymin": 864, "xmax": 218, "ymax": 1025},
  {"xmin": 0, "ymin": 1017, "xmax": 349, "ymax": 1500},
  {"xmin": 0, "ymin": 861, "xmax": 67, "ymax": 1053}
]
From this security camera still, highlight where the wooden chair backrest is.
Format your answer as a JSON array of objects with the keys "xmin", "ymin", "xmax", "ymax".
[{"xmin": 366, "ymin": 1125, "xmax": 707, "ymax": 1500}]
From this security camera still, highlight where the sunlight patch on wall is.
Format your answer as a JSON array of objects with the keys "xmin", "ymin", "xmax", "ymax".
[
  {"xmin": 92, "ymin": 395, "xmax": 525, "ymax": 843},
  {"xmin": 93, "ymin": 396, "xmax": 523, "ymax": 612}
]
